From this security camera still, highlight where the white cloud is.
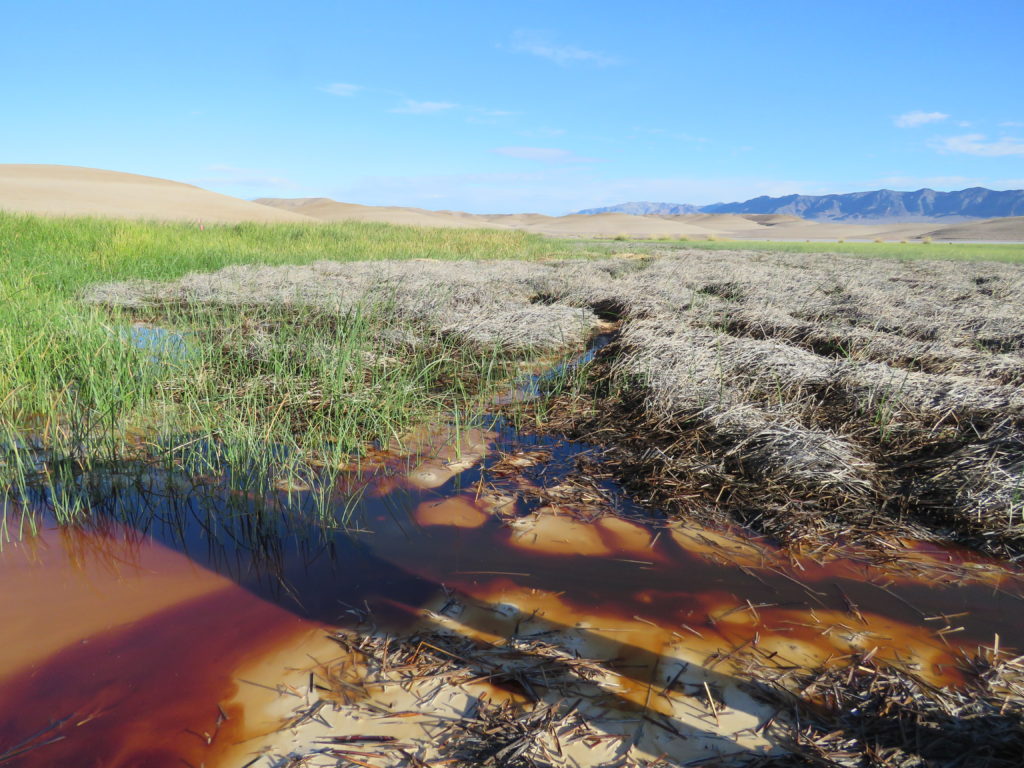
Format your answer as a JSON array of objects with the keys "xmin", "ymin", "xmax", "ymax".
[
  {"xmin": 391, "ymin": 99, "xmax": 458, "ymax": 114},
  {"xmin": 932, "ymin": 133, "xmax": 1024, "ymax": 157},
  {"xmin": 507, "ymin": 30, "xmax": 617, "ymax": 66},
  {"xmin": 322, "ymin": 83, "xmax": 361, "ymax": 97},
  {"xmin": 1000, "ymin": 121, "xmax": 1024, "ymax": 128},
  {"xmin": 493, "ymin": 146, "xmax": 597, "ymax": 163},
  {"xmin": 464, "ymin": 107, "xmax": 519, "ymax": 125},
  {"xmin": 894, "ymin": 110, "xmax": 949, "ymax": 128}
]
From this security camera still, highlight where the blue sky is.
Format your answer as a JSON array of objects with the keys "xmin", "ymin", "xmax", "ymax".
[{"xmin": 2, "ymin": 0, "xmax": 1023, "ymax": 214}]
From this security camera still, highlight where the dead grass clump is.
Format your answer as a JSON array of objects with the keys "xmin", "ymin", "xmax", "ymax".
[
  {"xmin": 707, "ymin": 305, "xmax": 1024, "ymax": 386},
  {"xmin": 511, "ymin": 250, "xmax": 1024, "ymax": 553},
  {"xmin": 904, "ymin": 422, "xmax": 1024, "ymax": 555},
  {"xmin": 84, "ymin": 259, "xmax": 616, "ymax": 354},
  {"xmin": 438, "ymin": 698, "xmax": 603, "ymax": 768},
  {"xmin": 749, "ymin": 650, "xmax": 1024, "ymax": 767}
]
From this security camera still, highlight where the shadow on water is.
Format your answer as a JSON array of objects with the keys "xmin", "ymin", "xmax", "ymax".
[{"xmin": 3, "ymin": 414, "xmax": 1024, "ymax": 765}]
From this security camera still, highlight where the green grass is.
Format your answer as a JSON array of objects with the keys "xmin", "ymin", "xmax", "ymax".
[
  {"xmin": 589, "ymin": 237, "xmax": 1024, "ymax": 263},
  {"xmin": 0, "ymin": 212, "xmax": 598, "ymax": 528}
]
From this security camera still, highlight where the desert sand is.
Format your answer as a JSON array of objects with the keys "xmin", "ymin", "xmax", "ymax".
[
  {"xmin": 4, "ymin": 165, "xmax": 1023, "ymax": 240},
  {"xmin": 921, "ymin": 215, "xmax": 1024, "ymax": 241},
  {"xmin": 0, "ymin": 164, "xmax": 313, "ymax": 224}
]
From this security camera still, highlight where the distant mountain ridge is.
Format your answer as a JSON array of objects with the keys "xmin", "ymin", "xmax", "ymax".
[
  {"xmin": 577, "ymin": 187, "xmax": 1024, "ymax": 221},
  {"xmin": 576, "ymin": 201, "xmax": 703, "ymax": 215}
]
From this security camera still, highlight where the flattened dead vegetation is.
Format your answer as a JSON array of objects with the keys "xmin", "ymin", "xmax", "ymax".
[{"xmin": 85, "ymin": 248, "xmax": 1024, "ymax": 558}]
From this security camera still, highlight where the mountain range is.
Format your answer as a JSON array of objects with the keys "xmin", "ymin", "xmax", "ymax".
[{"xmin": 577, "ymin": 187, "xmax": 1024, "ymax": 222}]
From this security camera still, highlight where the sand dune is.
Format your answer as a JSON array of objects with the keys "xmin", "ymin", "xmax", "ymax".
[
  {"xmin": 254, "ymin": 197, "xmax": 504, "ymax": 229},
  {"xmin": 922, "ymin": 216, "xmax": 1024, "ymax": 241},
  {"xmin": 0, "ymin": 165, "xmax": 313, "ymax": 223}
]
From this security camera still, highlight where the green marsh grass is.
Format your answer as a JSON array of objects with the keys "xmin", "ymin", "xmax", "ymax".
[{"xmin": 0, "ymin": 212, "xmax": 598, "ymax": 531}]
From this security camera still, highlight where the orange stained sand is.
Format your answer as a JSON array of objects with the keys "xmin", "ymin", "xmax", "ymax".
[
  {"xmin": 399, "ymin": 425, "xmax": 494, "ymax": 489},
  {"xmin": 406, "ymin": 458, "xmax": 459, "ymax": 489},
  {"xmin": 596, "ymin": 516, "xmax": 657, "ymax": 556},
  {"xmin": 392, "ymin": 425, "xmax": 494, "ymax": 461},
  {"xmin": 670, "ymin": 526, "xmax": 777, "ymax": 568},
  {"xmin": 509, "ymin": 509, "xmax": 613, "ymax": 556},
  {"xmin": 415, "ymin": 496, "xmax": 489, "ymax": 528},
  {"xmin": 427, "ymin": 582, "xmax": 774, "ymax": 725}
]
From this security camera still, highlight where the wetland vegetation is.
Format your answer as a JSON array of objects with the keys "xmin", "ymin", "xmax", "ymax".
[
  {"xmin": 2, "ymin": 211, "xmax": 1024, "ymax": 767},
  {"xmin": 0, "ymin": 212, "xmax": 601, "ymax": 529}
]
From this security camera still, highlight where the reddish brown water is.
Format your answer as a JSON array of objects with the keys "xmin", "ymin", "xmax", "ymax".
[
  {"xmin": 0, "ymin": 524, "xmax": 320, "ymax": 768},
  {"xmin": 2, "ymin": 425, "xmax": 1023, "ymax": 765}
]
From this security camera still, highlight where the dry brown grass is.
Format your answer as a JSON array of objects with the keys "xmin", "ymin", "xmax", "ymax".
[{"xmin": 746, "ymin": 647, "xmax": 1024, "ymax": 767}]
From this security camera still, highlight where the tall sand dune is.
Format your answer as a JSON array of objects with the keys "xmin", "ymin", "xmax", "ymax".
[
  {"xmin": 254, "ymin": 197, "xmax": 504, "ymax": 229},
  {"xmin": 922, "ymin": 216, "xmax": 1024, "ymax": 241},
  {"xmin": 0, "ymin": 165, "xmax": 313, "ymax": 223}
]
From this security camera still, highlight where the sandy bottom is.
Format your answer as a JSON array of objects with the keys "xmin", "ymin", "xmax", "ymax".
[
  {"xmin": 221, "ymin": 590, "xmax": 781, "ymax": 767},
  {"xmin": 218, "ymin": 503, "xmax": 1014, "ymax": 767}
]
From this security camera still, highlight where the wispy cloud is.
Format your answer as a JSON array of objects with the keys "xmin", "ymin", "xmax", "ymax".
[
  {"xmin": 932, "ymin": 133, "xmax": 1024, "ymax": 157},
  {"xmin": 507, "ymin": 30, "xmax": 617, "ymax": 66},
  {"xmin": 391, "ymin": 99, "xmax": 458, "ymax": 114},
  {"xmin": 1000, "ymin": 121, "xmax": 1024, "ymax": 128},
  {"xmin": 894, "ymin": 110, "xmax": 949, "ymax": 128},
  {"xmin": 465, "ymin": 107, "xmax": 519, "ymax": 125},
  {"xmin": 322, "ymin": 83, "xmax": 361, "ymax": 97},
  {"xmin": 493, "ymin": 146, "xmax": 597, "ymax": 163}
]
